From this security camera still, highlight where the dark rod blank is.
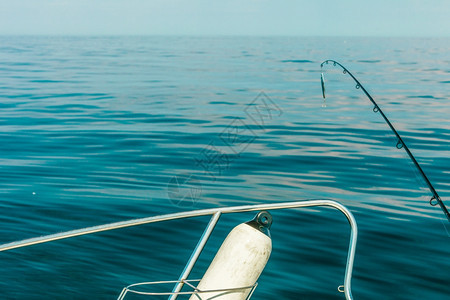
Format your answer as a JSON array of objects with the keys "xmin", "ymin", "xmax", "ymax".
[{"xmin": 320, "ymin": 59, "xmax": 450, "ymax": 222}]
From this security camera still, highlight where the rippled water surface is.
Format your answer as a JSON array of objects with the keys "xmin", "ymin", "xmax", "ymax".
[{"xmin": 0, "ymin": 36, "xmax": 449, "ymax": 299}]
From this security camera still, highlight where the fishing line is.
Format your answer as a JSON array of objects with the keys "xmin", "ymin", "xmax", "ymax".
[{"xmin": 320, "ymin": 60, "xmax": 450, "ymax": 223}]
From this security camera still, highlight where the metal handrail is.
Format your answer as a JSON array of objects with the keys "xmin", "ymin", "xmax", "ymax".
[
  {"xmin": 117, "ymin": 279, "xmax": 258, "ymax": 300},
  {"xmin": 0, "ymin": 199, "xmax": 358, "ymax": 300}
]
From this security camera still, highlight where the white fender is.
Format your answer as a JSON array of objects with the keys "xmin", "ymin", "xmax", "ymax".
[{"xmin": 190, "ymin": 211, "xmax": 273, "ymax": 300}]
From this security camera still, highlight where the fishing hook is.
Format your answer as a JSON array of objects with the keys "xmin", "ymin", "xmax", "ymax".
[{"xmin": 320, "ymin": 60, "xmax": 450, "ymax": 222}]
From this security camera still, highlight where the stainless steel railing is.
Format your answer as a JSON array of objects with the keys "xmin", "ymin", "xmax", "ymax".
[{"xmin": 0, "ymin": 199, "xmax": 358, "ymax": 300}]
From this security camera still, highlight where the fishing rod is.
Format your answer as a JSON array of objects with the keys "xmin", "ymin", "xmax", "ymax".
[{"xmin": 320, "ymin": 60, "xmax": 450, "ymax": 223}]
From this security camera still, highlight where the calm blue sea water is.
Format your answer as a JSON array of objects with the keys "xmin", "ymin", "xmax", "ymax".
[{"xmin": 0, "ymin": 36, "xmax": 449, "ymax": 299}]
